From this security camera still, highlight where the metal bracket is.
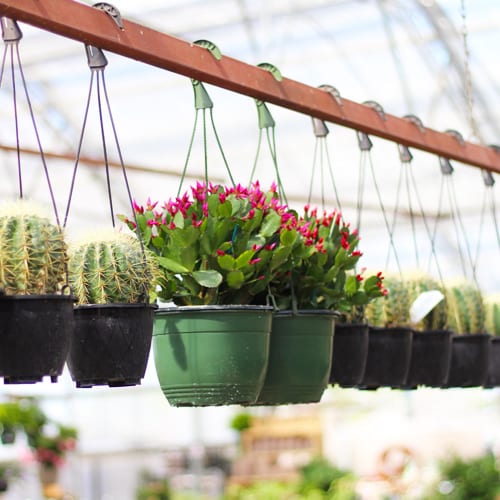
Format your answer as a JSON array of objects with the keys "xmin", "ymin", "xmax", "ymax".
[
  {"xmin": 1, "ymin": 17, "xmax": 22, "ymax": 43},
  {"xmin": 93, "ymin": 3, "xmax": 124, "ymax": 30},
  {"xmin": 312, "ymin": 117, "xmax": 328, "ymax": 137},
  {"xmin": 481, "ymin": 169, "xmax": 495, "ymax": 187},
  {"xmin": 318, "ymin": 84, "xmax": 343, "ymax": 107},
  {"xmin": 445, "ymin": 129, "xmax": 465, "ymax": 146},
  {"xmin": 191, "ymin": 80, "xmax": 213, "ymax": 110},
  {"xmin": 255, "ymin": 100, "xmax": 275, "ymax": 129},
  {"xmin": 85, "ymin": 44, "xmax": 108, "ymax": 69},
  {"xmin": 403, "ymin": 114, "xmax": 425, "ymax": 134},
  {"xmin": 398, "ymin": 144, "xmax": 413, "ymax": 163},
  {"xmin": 363, "ymin": 100, "xmax": 386, "ymax": 121},
  {"xmin": 357, "ymin": 131, "xmax": 373, "ymax": 151},
  {"xmin": 439, "ymin": 157, "xmax": 454, "ymax": 176}
]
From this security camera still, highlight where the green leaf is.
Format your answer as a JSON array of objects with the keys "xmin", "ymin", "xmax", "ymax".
[
  {"xmin": 227, "ymin": 270, "xmax": 245, "ymax": 289},
  {"xmin": 217, "ymin": 199, "xmax": 232, "ymax": 217},
  {"xmin": 260, "ymin": 211, "xmax": 281, "ymax": 237},
  {"xmin": 157, "ymin": 257, "xmax": 189, "ymax": 273},
  {"xmin": 192, "ymin": 270, "xmax": 223, "ymax": 288},
  {"xmin": 345, "ymin": 275, "xmax": 358, "ymax": 295},
  {"xmin": 217, "ymin": 254, "xmax": 236, "ymax": 271},
  {"xmin": 280, "ymin": 228, "xmax": 297, "ymax": 247},
  {"xmin": 173, "ymin": 211, "xmax": 185, "ymax": 229},
  {"xmin": 235, "ymin": 250, "xmax": 254, "ymax": 269}
]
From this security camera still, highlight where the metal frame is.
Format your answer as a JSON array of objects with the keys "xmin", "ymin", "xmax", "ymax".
[{"xmin": 0, "ymin": 0, "xmax": 499, "ymax": 174}]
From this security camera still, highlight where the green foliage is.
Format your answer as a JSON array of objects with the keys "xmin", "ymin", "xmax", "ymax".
[
  {"xmin": 0, "ymin": 398, "xmax": 77, "ymax": 469},
  {"xmin": 425, "ymin": 451, "xmax": 500, "ymax": 500},
  {"xmin": 484, "ymin": 295, "xmax": 500, "ymax": 336},
  {"xmin": 445, "ymin": 281, "xmax": 486, "ymax": 334},
  {"xmin": 136, "ymin": 470, "xmax": 171, "ymax": 500},
  {"xmin": 229, "ymin": 412, "xmax": 253, "ymax": 433},
  {"xmin": 0, "ymin": 204, "xmax": 67, "ymax": 295},
  {"xmin": 120, "ymin": 182, "xmax": 304, "ymax": 305},
  {"xmin": 68, "ymin": 232, "xmax": 158, "ymax": 305},
  {"xmin": 268, "ymin": 207, "xmax": 386, "ymax": 314}
]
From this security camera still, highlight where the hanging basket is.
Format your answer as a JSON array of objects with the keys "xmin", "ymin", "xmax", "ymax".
[
  {"xmin": 0, "ymin": 295, "xmax": 73, "ymax": 384},
  {"xmin": 329, "ymin": 323, "xmax": 369, "ymax": 388},
  {"xmin": 255, "ymin": 310, "xmax": 334, "ymax": 405},
  {"xmin": 359, "ymin": 326, "xmax": 413, "ymax": 389},
  {"xmin": 67, "ymin": 303, "xmax": 155, "ymax": 388},
  {"xmin": 443, "ymin": 333, "xmax": 491, "ymax": 388},
  {"xmin": 484, "ymin": 337, "xmax": 500, "ymax": 388},
  {"xmin": 403, "ymin": 330, "xmax": 452, "ymax": 388},
  {"xmin": 153, "ymin": 305, "xmax": 272, "ymax": 407}
]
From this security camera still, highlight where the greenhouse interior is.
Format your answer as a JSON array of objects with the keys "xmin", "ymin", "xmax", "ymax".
[{"xmin": 0, "ymin": 0, "xmax": 499, "ymax": 498}]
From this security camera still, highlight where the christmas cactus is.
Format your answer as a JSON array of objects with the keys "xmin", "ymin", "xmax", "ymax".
[{"xmin": 120, "ymin": 181, "xmax": 305, "ymax": 305}]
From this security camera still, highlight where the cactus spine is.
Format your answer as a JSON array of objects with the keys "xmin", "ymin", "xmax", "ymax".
[
  {"xmin": 365, "ymin": 275, "xmax": 410, "ymax": 328},
  {"xmin": 445, "ymin": 281, "xmax": 486, "ymax": 334},
  {"xmin": 406, "ymin": 274, "xmax": 448, "ymax": 331},
  {"xmin": 68, "ymin": 233, "xmax": 158, "ymax": 305},
  {"xmin": 484, "ymin": 295, "xmax": 500, "ymax": 336},
  {"xmin": 0, "ymin": 206, "xmax": 67, "ymax": 295}
]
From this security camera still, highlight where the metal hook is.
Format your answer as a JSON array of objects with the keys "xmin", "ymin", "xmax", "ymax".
[
  {"xmin": 318, "ymin": 84, "xmax": 343, "ymax": 107},
  {"xmin": 481, "ymin": 169, "xmax": 495, "ymax": 187},
  {"xmin": 357, "ymin": 131, "xmax": 373, "ymax": 151},
  {"xmin": 439, "ymin": 157, "xmax": 454, "ymax": 176},
  {"xmin": 257, "ymin": 62, "xmax": 283, "ymax": 82},
  {"xmin": 444, "ymin": 129, "xmax": 465, "ymax": 146},
  {"xmin": 255, "ymin": 100, "xmax": 275, "ymax": 129},
  {"xmin": 1, "ymin": 18, "xmax": 22, "ymax": 43},
  {"xmin": 398, "ymin": 144, "xmax": 413, "ymax": 163},
  {"xmin": 363, "ymin": 100, "xmax": 386, "ymax": 121},
  {"xmin": 85, "ymin": 44, "xmax": 108, "ymax": 69},
  {"xmin": 93, "ymin": 2, "xmax": 124, "ymax": 30},
  {"xmin": 191, "ymin": 79, "xmax": 213, "ymax": 110},
  {"xmin": 403, "ymin": 114, "xmax": 425, "ymax": 134},
  {"xmin": 193, "ymin": 39, "xmax": 222, "ymax": 60}
]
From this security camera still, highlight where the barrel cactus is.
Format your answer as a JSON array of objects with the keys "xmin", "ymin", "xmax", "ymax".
[
  {"xmin": 484, "ymin": 295, "xmax": 500, "ymax": 336},
  {"xmin": 0, "ymin": 203, "xmax": 67, "ymax": 295},
  {"xmin": 365, "ymin": 274, "xmax": 411, "ymax": 328},
  {"xmin": 406, "ymin": 273, "xmax": 448, "ymax": 331},
  {"xmin": 445, "ymin": 280, "xmax": 486, "ymax": 334},
  {"xmin": 68, "ymin": 232, "xmax": 158, "ymax": 305}
]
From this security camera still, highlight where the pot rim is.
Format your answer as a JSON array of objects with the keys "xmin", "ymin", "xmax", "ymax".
[
  {"xmin": 273, "ymin": 309, "xmax": 335, "ymax": 317},
  {"xmin": 155, "ymin": 304, "xmax": 273, "ymax": 313},
  {"xmin": 0, "ymin": 294, "xmax": 76, "ymax": 301},
  {"xmin": 75, "ymin": 302, "xmax": 158, "ymax": 310}
]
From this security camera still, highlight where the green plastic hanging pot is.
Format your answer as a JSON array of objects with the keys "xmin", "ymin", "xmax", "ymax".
[
  {"xmin": 153, "ymin": 305, "xmax": 272, "ymax": 407},
  {"xmin": 255, "ymin": 310, "xmax": 335, "ymax": 405}
]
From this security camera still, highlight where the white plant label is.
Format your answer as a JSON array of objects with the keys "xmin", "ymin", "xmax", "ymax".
[{"xmin": 410, "ymin": 290, "xmax": 445, "ymax": 324}]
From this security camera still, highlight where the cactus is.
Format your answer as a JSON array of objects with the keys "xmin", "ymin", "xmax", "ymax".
[
  {"xmin": 68, "ymin": 232, "xmax": 158, "ymax": 305},
  {"xmin": 405, "ymin": 273, "xmax": 448, "ymax": 331},
  {"xmin": 484, "ymin": 295, "xmax": 500, "ymax": 336},
  {"xmin": 0, "ymin": 203, "xmax": 67, "ymax": 295},
  {"xmin": 445, "ymin": 281, "xmax": 486, "ymax": 334},
  {"xmin": 365, "ymin": 274, "xmax": 411, "ymax": 328}
]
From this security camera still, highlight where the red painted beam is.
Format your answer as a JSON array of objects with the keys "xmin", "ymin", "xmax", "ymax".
[{"xmin": 0, "ymin": 0, "xmax": 499, "ymax": 174}]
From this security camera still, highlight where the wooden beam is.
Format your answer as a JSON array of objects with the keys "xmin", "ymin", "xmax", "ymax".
[{"xmin": 0, "ymin": 0, "xmax": 499, "ymax": 174}]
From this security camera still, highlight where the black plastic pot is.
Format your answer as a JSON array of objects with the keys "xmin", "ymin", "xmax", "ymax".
[
  {"xmin": 403, "ymin": 330, "xmax": 452, "ymax": 388},
  {"xmin": 329, "ymin": 323, "xmax": 369, "ymax": 387},
  {"xmin": 67, "ymin": 303, "xmax": 156, "ymax": 388},
  {"xmin": 443, "ymin": 333, "xmax": 490, "ymax": 388},
  {"xmin": 484, "ymin": 337, "xmax": 500, "ymax": 388},
  {"xmin": 359, "ymin": 326, "xmax": 413, "ymax": 389},
  {"xmin": 0, "ymin": 295, "xmax": 73, "ymax": 383}
]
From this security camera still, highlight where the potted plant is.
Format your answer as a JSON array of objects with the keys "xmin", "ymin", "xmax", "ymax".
[
  {"xmin": 121, "ymin": 181, "xmax": 303, "ymax": 406},
  {"xmin": 362, "ymin": 274, "xmax": 413, "ymax": 389},
  {"xmin": 403, "ymin": 273, "xmax": 451, "ymax": 388},
  {"xmin": 0, "ymin": 201, "xmax": 73, "ymax": 383},
  {"xmin": 444, "ymin": 280, "xmax": 490, "ymax": 387},
  {"xmin": 256, "ymin": 206, "xmax": 386, "ymax": 404},
  {"xmin": 66, "ymin": 231, "xmax": 159, "ymax": 388},
  {"xmin": 483, "ymin": 294, "xmax": 500, "ymax": 388}
]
